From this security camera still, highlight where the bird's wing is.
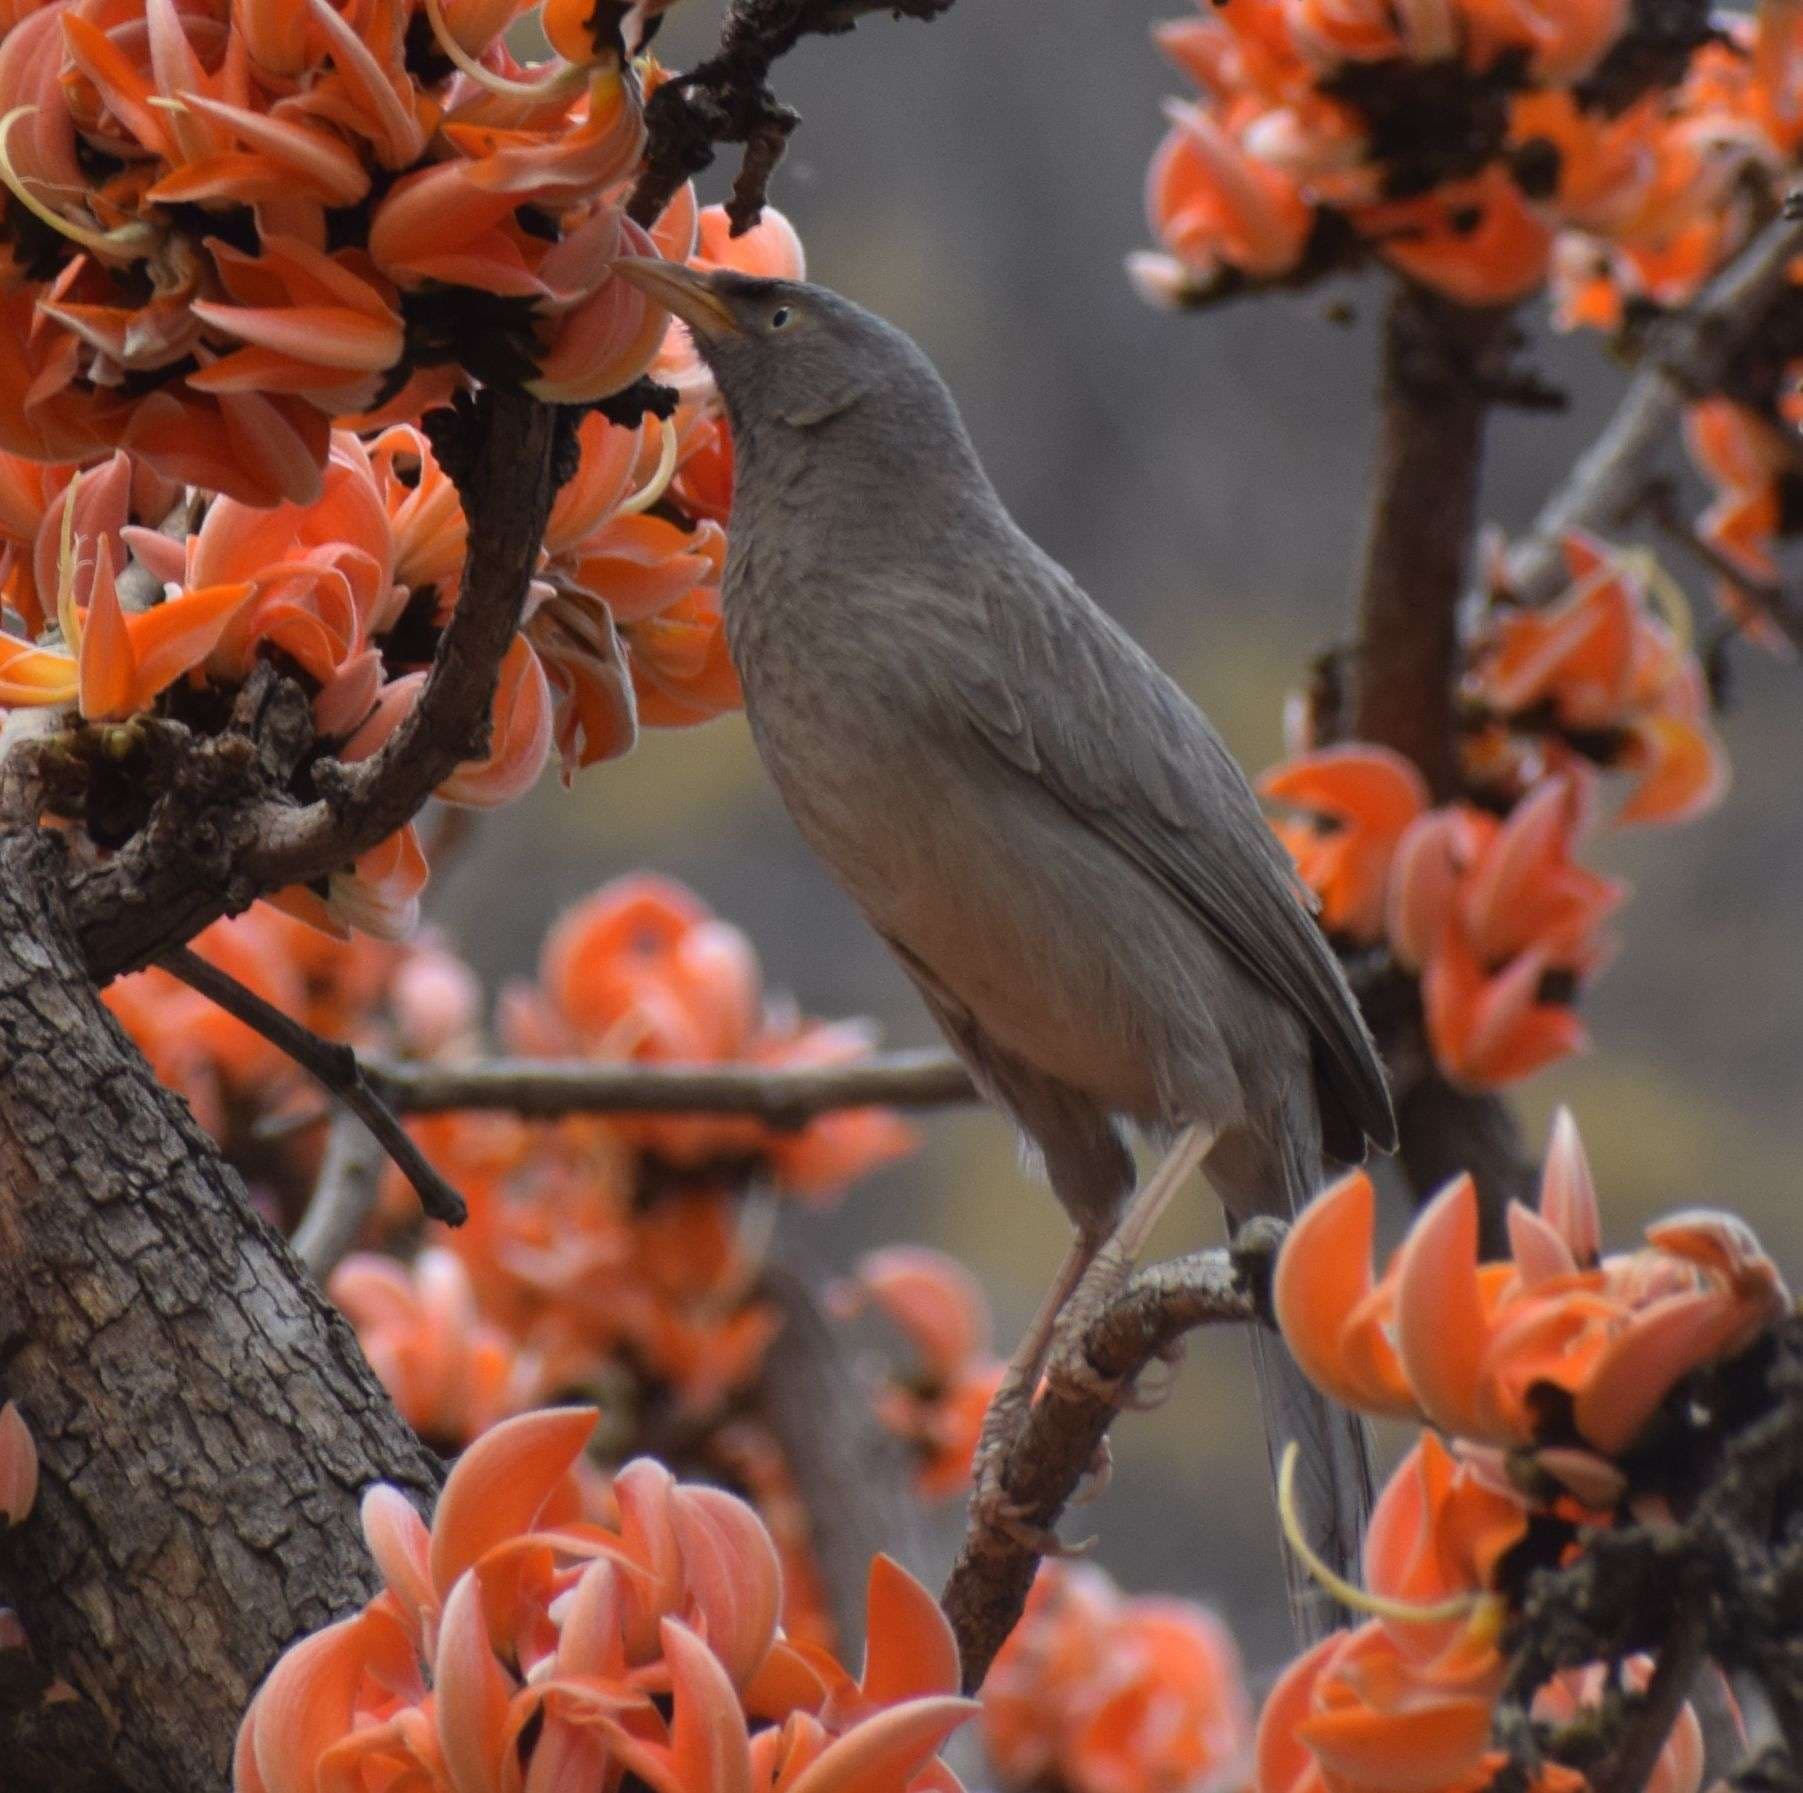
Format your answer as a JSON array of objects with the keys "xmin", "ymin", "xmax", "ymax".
[{"xmin": 941, "ymin": 540, "xmax": 1396, "ymax": 1156}]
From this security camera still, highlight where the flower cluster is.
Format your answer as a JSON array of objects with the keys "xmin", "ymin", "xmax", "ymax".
[
  {"xmin": 234, "ymin": 1406, "xmax": 976, "ymax": 1793},
  {"xmin": 1254, "ymin": 1108, "xmax": 1785, "ymax": 1792},
  {"xmin": 833, "ymin": 1247, "xmax": 1005, "ymax": 1503},
  {"xmin": 0, "ymin": 191, "xmax": 780, "ymax": 935},
  {"xmin": 1264, "ymin": 531, "xmax": 1725, "ymax": 1089},
  {"xmin": 981, "ymin": 1561, "xmax": 1253, "ymax": 1793},
  {"xmin": 0, "ymin": 0, "xmax": 691, "ymax": 507},
  {"xmin": 1134, "ymin": 1, "xmax": 1796, "ymax": 317}
]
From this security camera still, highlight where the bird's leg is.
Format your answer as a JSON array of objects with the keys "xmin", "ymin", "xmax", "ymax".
[
  {"xmin": 1045, "ymin": 1122, "xmax": 1215, "ymax": 1403},
  {"xmin": 967, "ymin": 1225, "xmax": 1107, "ymax": 1555}
]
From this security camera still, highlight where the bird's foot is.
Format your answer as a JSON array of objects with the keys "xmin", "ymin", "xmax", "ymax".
[
  {"xmin": 966, "ymin": 1391, "xmax": 1093, "ymax": 1558},
  {"xmin": 1043, "ymin": 1241, "xmax": 1135, "ymax": 1405},
  {"xmin": 1121, "ymin": 1339, "xmax": 1188, "ymax": 1413},
  {"xmin": 1071, "ymin": 1435, "xmax": 1113, "ymax": 1506},
  {"xmin": 968, "ymin": 1454, "xmax": 1093, "ymax": 1558}
]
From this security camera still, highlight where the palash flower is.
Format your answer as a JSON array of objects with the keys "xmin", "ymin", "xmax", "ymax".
[
  {"xmin": 1467, "ymin": 534, "xmax": 1730, "ymax": 824},
  {"xmin": 1273, "ymin": 1107, "xmax": 1791, "ymax": 1466},
  {"xmin": 502, "ymin": 876, "xmax": 914, "ymax": 1194},
  {"xmin": 1260, "ymin": 745, "xmax": 1431, "ymax": 942},
  {"xmin": 1388, "ymin": 771, "xmax": 1621, "ymax": 1088},
  {"xmin": 233, "ymin": 1408, "xmax": 975, "ymax": 1793},
  {"xmin": 0, "ymin": 466, "xmax": 256, "ymax": 721},
  {"xmin": 0, "ymin": 0, "xmax": 673, "ymax": 503},
  {"xmin": 329, "ymin": 1247, "xmax": 533, "ymax": 1447},
  {"xmin": 1255, "ymin": 1627, "xmax": 1701, "ymax": 1793},
  {"xmin": 1683, "ymin": 396, "xmax": 1800, "ymax": 658},
  {"xmin": 982, "ymin": 1561, "xmax": 1253, "ymax": 1793},
  {"xmin": 0, "ymin": 1402, "xmax": 37, "ymax": 1531},
  {"xmin": 835, "ymin": 1247, "xmax": 1005, "ymax": 1501}
]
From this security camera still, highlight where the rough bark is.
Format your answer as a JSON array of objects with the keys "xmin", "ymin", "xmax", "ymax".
[
  {"xmin": 1350, "ymin": 283, "xmax": 1511, "ymax": 801},
  {"xmin": 0, "ymin": 829, "xmax": 443, "ymax": 1793},
  {"xmin": 752, "ymin": 1266, "xmax": 929, "ymax": 1658},
  {"xmin": 1348, "ymin": 282, "xmax": 1532, "ymax": 1237}
]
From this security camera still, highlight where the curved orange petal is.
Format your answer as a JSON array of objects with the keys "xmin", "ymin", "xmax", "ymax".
[
  {"xmin": 1538, "ymin": 1108, "xmax": 1601, "ymax": 1266},
  {"xmin": 1273, "ymin": 1170, "xmax": 1416, "ymax": 1418},
  {"xmin": 248, "ymin": 1615, "xmax": 372, "ymax": 1793},
  {"xmin": 427, "ymin": 1406, "xmax": 597, "ymax": 1596},
  {"xmin": 857, "ymin": 1555, "xmax": 961, "ymax": 1707},
  {"xmin": 435, "ymin": 1569, "xmax": 518, "ymax": 1793},
  {"xmin": 1395, "ymin": 1175, "xmax": 1496, "ymax": 1440},
  {"xmin": 785, "ymin": 1696, "xmax": 976, "ymax": 1793},
  {"xmin": 0, "ymin": 1401, "xmax": 37, "ymax": 1528}
]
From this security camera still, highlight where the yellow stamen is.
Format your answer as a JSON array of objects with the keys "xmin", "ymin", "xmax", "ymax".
[
  {"xmin": 422, "ymin": 0, "xmax": 588, "ymax": 101},
  {"xmin": 55, "ymin": 470, "xmax": 83, "ymax": 658},
  {"xmin": 0, "ymin": 108, "xmax": 156, "ymax": 263},
  {"xmin": 1621, "ymin": 546, "xmax": 1694, "ymax": 652},
  {"xmin": 1277, "ymin": 1442, "xmax": 1484, "ymax": 1625},
  {"xmin": 615, "ymin": 419, "xmax": 679, "ymax": 518}
]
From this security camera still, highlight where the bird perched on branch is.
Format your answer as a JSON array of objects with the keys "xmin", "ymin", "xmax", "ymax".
[{"xmin": 612, "ymin": 256, "xmax": 1397, "ymax": 1636}]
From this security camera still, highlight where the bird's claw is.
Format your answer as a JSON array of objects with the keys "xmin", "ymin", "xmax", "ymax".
[{"xmin": 1071, "ymin": 1436, "xmax": 1113, "ymax": 1506}]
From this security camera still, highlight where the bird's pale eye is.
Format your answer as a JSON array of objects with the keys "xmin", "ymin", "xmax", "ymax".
[{"xmin": 769, "ymin": 306, "xmax": 794, "ymax": 330}]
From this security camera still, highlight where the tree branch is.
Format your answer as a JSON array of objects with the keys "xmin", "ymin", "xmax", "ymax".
[
  {"xmin": 67, "ymin": 385, "xmax": 560, "ymax": 984},
  {"xmin": 368, "ymin": 1048, "xmax": 976, "ymax": 1122},
  {"xmin": 291, "ymin": 1110, "xmax": 387, "ymax": 1281},
  {"xmin": 163, "ymin": 947, "xmax": 467, "ymax": 1227},
  {"xmin": 750, "ymin": 1265, "xmax": 930, "ymax": 1658},
  {"xmin": 1351, "ymin": 283, "xmax": 1513, "ymax": 800},
  {"xmin": 625, "ymin": 0, "xmax": 960, "ymax": 234},
  {"xmin": 1506, "ymin": 207, "xmax": 1803, "ymax": 604},
  {"xmin": 1345, "ymin": 281, "xmax": 1532, "ymax": 1234},
  {"xmin": 0, "ymin": 829, "xmax": 443, "ymax": 1793},
  {"xmin": 940, "ymin": 1238, "xmax": 1265, "ymax": 1693}
]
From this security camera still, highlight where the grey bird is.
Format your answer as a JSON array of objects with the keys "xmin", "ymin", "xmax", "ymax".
[{"xmin": 611, "ymin": 258, "xmax": 1397, "ymax": 1635}]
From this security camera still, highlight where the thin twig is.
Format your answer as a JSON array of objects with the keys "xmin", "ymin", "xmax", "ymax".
[
  {"xmin": 1640, "ymin": 479, "xmax": 1803, "ymax": 655},
  {"xmin": 291, "ymin": 1110, "xmax": 388, "ymax": 1279},
  {"xmin": 940, "ymin": 1235, "xmax": 1267, "ymax": 1693},
  {"xmin": 161, "ymin": 948, "xmax": 467, "ymax": 1227},
  {"xmin": 1507, "ymin": 206, "xmax": 1803, "ymax": 604}
]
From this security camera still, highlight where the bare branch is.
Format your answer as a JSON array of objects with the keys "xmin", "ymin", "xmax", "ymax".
[
  {"xmin": 370, "ymin": 1048, "xmax": 976, "ymax": 1122},
  {"xmin": 162, "ymin": 947, "xmax": 467, "ymax": 1226},
  {"xmin": 940, "ymin": 1237, "xmax": 1266, "ymax": 1693},
  {"xmin": 751, "ymin": 1264, "xmax": 930, "ymax": 1658},
  {"xmin": 1507, "ymin": 207, "xmax": 1803, "ymax": 604},
  {"xmin": 291, "ymin": 1110, "xmax": 388, "ymax": 1280},
  {"xmin": 1351, "ymin": 283, "xmax": 1515, "ymax": 799},
  {"xmin": 625, "ymin": 0, "xmax": 959, "ymax": 234}
]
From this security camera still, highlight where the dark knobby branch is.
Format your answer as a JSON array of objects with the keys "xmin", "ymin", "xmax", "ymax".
[
  {"xmin": 162, "ymin": 947, "xmax": 467, "ymax": 1227},
  {"xmin": 67, "ymin": 385, "xmax": 560, "ymax": 985},
  {"xmin": 750, "ymin": 1265, "xmax": 931, "ymax": 1658},
  {"xmin": 625, "ymin": 0, "xmax": 960, "ymax": 234},
  {"xmin": 1506, "ymin": 205, "xmax": 1803, "ymax": 604},
  {"xmin": 940, "ymin": 1233, "xmax": 1269, "ymax": 1694},
  {"xmin": 1491, "ymin": 1319, "xmax": 1803, "ymax": 1792}
]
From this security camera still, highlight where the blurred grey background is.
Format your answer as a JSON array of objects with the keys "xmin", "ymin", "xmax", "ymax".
[{"xmin": 440, "ymin": 0, "xmax": 1803, "ymax": 1671}]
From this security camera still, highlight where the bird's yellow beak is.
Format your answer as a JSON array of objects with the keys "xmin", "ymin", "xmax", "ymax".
[{"xmin": 610, "ymin": 258, "xmax": 743, "ymax": 339}]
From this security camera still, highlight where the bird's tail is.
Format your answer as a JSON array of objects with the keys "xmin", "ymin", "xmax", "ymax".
[{"xmin": 1207, "ymin": 1112, "xmax": 1375, "ymax": 1645}]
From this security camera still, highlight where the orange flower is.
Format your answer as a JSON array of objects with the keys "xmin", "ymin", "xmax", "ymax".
[
  {"xmin": 839, "ymin": 1247, "xmax": 1003, "ymax": 1500},
  {"xmin": 1358, "ymin": 168, "xmax": 1552, "ymax": 306},
  {"xmin": 0, "ymin": 1403, "xmax": 37, "ymax": 1531},
  {"xmin": 0, "ymin": 470, "xmax": 256, "ymax": 722},
  {"xmin": 1468, "ymin": 534, "xmax": 1729, "ymax": 824},
  {"xmin": 1274, "ymin": 1109, "xmax": 1790, "ymax": 1462},
  {"xmin": 983, "ymin": 1561, "xmax": 1253, "ymax": 1793},
  {"xmin": 235, "ymin": 1410, "xmax": 975, "ymax": 1793},
  {"xmin": 329, "ymin": 1249, "xmax": 529, "ymax": 1447},
  {"xmin": 1261, "ymin": 745, "xmax": 1431, "ymax": 942}
]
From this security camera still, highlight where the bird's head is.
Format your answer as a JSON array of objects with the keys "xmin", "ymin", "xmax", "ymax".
[{"xmin": 610, "ymin": 259, "xmax": 948, "ymax": 438}]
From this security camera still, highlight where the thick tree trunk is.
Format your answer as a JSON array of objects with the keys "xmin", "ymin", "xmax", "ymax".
[{"xmin": 0, "ymin": 828, "xmax": 442, "ymax": 1793}]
